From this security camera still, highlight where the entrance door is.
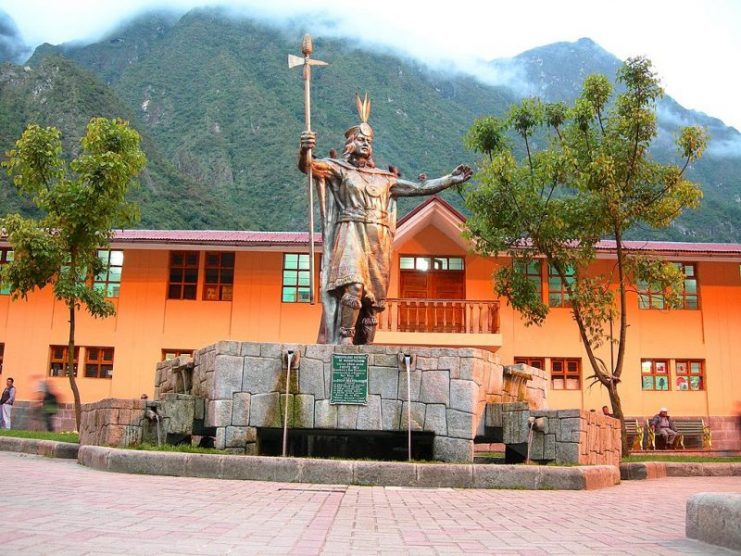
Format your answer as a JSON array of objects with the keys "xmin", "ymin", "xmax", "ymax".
[{"xmin": 399, "ymin": 256, "xmax": 465, "ymax": 332}]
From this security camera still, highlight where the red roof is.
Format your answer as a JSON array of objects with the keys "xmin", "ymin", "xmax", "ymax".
[
  {"xmin": 596, "ymin": 240, "xmax": 741, "ymax": 255},
  {"xmin": 113, "ymin": 229, "xmax": 322, "ymax": 246}
]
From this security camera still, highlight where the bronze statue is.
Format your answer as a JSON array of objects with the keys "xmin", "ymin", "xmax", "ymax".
[{"xmin": 299, "ymin": 94, "xmax": 472, "ymax": 345}]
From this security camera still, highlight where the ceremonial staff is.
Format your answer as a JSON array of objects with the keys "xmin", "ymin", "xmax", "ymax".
[{"xmin": 288, "ymin": 34, "xmax": 327, "ymax": 304}]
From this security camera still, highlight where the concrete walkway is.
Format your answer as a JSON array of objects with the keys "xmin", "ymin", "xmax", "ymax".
[{"xmin": 2, "ymin": 452, "xmax": 739, "ymax": 555}]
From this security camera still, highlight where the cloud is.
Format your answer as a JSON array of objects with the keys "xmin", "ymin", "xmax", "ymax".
[{"xmin": 0, "ymin": 9, "xmax": 31, "ymax": 63}]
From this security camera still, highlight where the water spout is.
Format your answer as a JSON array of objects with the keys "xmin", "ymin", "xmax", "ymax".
[
  {"xmin": 145, "ymin": 406, "xmax": 162, "ymax": 447},
  {"xmin": 404, "ymin": 353, "xmax": 412, "ymax": 462},
  {"xmin": 282, "ymin": 350, "xmax": 294, "ymax": 457}
]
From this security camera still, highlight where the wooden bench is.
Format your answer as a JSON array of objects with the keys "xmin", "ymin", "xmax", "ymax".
[
  {"xmin": 624, "ymin": 418, "xmax": 644, "ymax": 451},
  {"xmin": 647, "ymin": 418, "xmax": 712, "ymax": 450}
]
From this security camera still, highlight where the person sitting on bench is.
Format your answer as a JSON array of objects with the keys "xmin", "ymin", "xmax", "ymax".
[{"xmin": 650, "ymin": 407, "xmax": 678, "ymax": 448}]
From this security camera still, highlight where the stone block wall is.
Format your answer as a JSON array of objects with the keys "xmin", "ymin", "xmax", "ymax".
[
  {"xmin": 10, "ymin": 401, "xmax": 76, "ymax": 432},
  {"xmin": 155, "ymin": 341, "xmax": 546, "ymax": 462},
  {"xmin": 79, "ymin": 398, "xmax": 148, "ymax": 447},
  {"xmin": 528, "ymin": 409, "xmax": 621, "ymax": 466}
]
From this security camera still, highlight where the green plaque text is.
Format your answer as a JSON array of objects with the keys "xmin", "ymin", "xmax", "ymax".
[{"xmin": 330, "ymin": 353, "xmax": 368, "ymax": 404}]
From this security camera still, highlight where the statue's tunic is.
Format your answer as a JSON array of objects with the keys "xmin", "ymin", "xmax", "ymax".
[{"xmin": 320, "ymin": 159, "xmax": 397, "ymax": 307}]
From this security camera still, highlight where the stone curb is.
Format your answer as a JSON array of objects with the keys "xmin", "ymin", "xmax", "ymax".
[
  {"xmin": 686, "ymin": 492, "xmax": 741, "ymax": 551},
  {"xmin": 0, "ymin": 437, "xmax": 79, "ymax": 459},
  {"xmin": 77, "ymin": 446, "xmax": 620, "ymax": 490},
  {"xmin": 620, "ymin": 461, "xmax": 741, "ymax": 480}
]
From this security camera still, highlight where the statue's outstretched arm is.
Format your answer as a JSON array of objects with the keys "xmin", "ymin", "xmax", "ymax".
[{"xmin": 390, "ymin": 164, "xmax": 472, "ymax": 197}]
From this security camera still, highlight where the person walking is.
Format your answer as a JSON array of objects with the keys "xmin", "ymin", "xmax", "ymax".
[{"xmin": 0, "ymin": 377, "xmax": 16, "ymax": 429}]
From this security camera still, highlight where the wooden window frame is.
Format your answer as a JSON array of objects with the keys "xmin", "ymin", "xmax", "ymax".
[
  {"xmin": 203, "ymin": 251, "xmax": 234, "ymax": 301},
  {"xmin": 84, "ymin": 347, "xmax": 114, "ymax": 379},
  {"xmin": 548, "ymin": 264, "xmax": 574, "ymax": 308},
  {"xmin": 641, "ymin": 358, "xmax": 670, "ymax": 391},
  {"xmin": 515, "ymin": 260, "xmax": 543, "ymax": 302},
  {"xmin": 676, "ymin": 263, "xmax": 699, "ymax": 310},
  {"xmin": 282, "ymin": 253, "xmax": 312, "ymax": 303},
  {"xmin": 168, "ymin": 251, "xmax": 200, "ymax": 300},
  {"xmin": 162, "ymin": 349, "xmax": 194, "ymax": 361},
  {"xmin": 93, "ymin": 249, "xmax": 124, "ymax": 298},
  {"xmin": 550, "ymin": 357, "xmax": 581, "ymax": 390},
  {"xmin": 0, "ymin": 248, "xmax": 13, "ymax": 295},
  {"xmin": 514, "ymin": 356, "xmax": 545, "ymax": 370},
  {"xmin": 675, "ymin": 359, "xmax": 705, "ymax": 391},
  {"xmin": 49, "ymin": 345, "xmax": 80, "ymax": 377},
  {"xmin": 399, "ymin": 255, "xmax": 465, "ymax": 272},
  {"xmin": 637, "ymin": 279, "xmax": 665, "ymax": 309}
]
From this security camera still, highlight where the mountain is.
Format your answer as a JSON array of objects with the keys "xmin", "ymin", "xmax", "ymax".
[
  {"xmin": 2, "ymin": 9, "xmax": 740, "ymax": 241},
  {"xmin": 495, "ymin": 37, "xmax": 741, "ymax": 240},
  {"xmin": 0, "ymin": 54, "xmax": 240, "ymax": 228}
]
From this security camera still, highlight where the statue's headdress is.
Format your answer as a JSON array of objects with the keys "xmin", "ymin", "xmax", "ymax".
[{"xmin": 345, "ymin": 93, "xmax": 373, "ymax": 139}]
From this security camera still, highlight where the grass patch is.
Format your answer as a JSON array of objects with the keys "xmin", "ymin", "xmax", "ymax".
[
  {"xmin": 132, "ymin": 442, "xmax": 228, "ymax": 455},
  {"xmin": 623, "ymin": 454, "xmax": 741, "ymax": 463},
  {"xmin": 0, "ymin": 429, "xmax": 79, "ymax": 443}
]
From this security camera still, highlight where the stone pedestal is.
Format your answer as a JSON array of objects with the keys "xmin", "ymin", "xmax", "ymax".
[{"xmin": 155, "ymin": 342, "xmax": 547, "ymax": 463}]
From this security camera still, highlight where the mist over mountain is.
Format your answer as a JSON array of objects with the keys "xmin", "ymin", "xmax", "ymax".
[
  {"xmin": 0, "ymin": 10, "xmax": 30, "ymax": 64},
  {"xmin": 2, "ymin": 8, "xmax": 740, "ymax": 240}
]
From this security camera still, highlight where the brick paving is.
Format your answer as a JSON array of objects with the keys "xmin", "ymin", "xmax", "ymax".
[{"xmin": 1, "ymin": 452, "xmax": 739, "ymax": 555}]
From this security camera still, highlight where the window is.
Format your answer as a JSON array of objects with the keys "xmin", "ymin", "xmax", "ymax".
[
  {"xmin": 638, "ymin": 264, "xmax": 698, "ymax": 310},
  {"xmin": 514, "ymin": 357, "xmax": 545, "ymax": 370},
  {"xmin": 548, "ymin": 264, "xmax": 575, "ymax": 307},
  {"xmin": 0, "ymin": 343, "xmax": 4, "ymax": 373},
  {"xmin": 168, "ymin": 251, "xmax": 199, "ymax": 300},
  {"xmin": 85, "ymin": 347, "xmax": 114, "ymax": 379},
  {"xmin": 162, "ymin": 349, "xmax": 194, "ymax": 361},
  {"xmin": 637, "ymin": 279, "xmax": 665, "ymax": 309},
  {"xmin": 515, "ymin": 260, "xmax": 543, "ymax": 301},
  {"xmin": 49, "ymin": 345, "xmax": 80, "ymax": 377},
  {"xmin": 400, "ymin": 256, "xmax": 464, "ymax": 272},
  {"xmin": 203, "ymin": 252, "xmax": 234, "ymax": 301},
  {"xmin": 0, "ymin": 248, "xmax": 13, "ymax": 295},
  {"xmin": 282, "ymin": 253, "xmax": 311, "ymax": 303},
  {"xmin": 675, "ymin": 359, "xmax": 705, "ymax": 391},
  {"xmin": 641, "ymin": 359, "xmax": 670, "ymax": 390},
  {"xmin": 550, "ymin": 358, "xmax": 581, "ymax": 390},
  {"xmin": 676, "ymin": 263, "xmax": 698, "ymax": 309},
  {"xmin": 93, "ymin": 250, "xmax": 124, "ymax": 298}
]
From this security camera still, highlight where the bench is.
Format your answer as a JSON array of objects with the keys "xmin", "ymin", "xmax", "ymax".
[
  {"xmin": 647, "ymin": 418, "xmax": 712, "ymax": 450},
  {"xmin": 625, "ymin": 418, "xmax": 644, "ymax": 451}
]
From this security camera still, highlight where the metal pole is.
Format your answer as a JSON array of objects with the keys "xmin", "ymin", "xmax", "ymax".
[
  {"xmin": 289, "ymin": 36, "xmax": 326, "ymax": 304},
  {"xmin": 405, "ymin": 354, "xmax": 412, "ymax": 462}
]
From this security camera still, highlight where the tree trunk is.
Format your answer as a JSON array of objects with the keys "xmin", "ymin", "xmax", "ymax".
[
  {"xmin": 67, "ymin": 301, "xmax": 82, "ymax": 431},
  {"xmin": 608, "ymin": 385, "xmax": 630, "ymax": 455}
]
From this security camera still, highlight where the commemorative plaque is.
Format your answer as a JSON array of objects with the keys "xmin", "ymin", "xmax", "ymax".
[{"xmin": 330, "ymin": 353, "xmax": 368, "ymax": 404}]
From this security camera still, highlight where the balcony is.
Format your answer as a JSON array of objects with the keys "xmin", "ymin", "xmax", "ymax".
[{"xmin": 375, "ymin": 298, "xmax": 502, "ymax": 348}]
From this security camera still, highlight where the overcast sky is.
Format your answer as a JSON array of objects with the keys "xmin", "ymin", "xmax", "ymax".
[{"xmin": 3, "ymin": 0, "xmax": 740, "ymax": 130}]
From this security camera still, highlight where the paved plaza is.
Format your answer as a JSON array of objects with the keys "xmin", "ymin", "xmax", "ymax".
[{"xmin": 0, "ymin": 452, "xmax": 738, "ymax": 555}]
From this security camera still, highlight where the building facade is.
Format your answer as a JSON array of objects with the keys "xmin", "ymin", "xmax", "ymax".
[{"xmin": 1, "ymin": 198, "xmax": 740, "ymax": 442}]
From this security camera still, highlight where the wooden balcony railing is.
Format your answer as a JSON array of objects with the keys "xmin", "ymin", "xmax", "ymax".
[{"xmin": 378, "ymin": 298, "xmax": 500, "ymax": 334}]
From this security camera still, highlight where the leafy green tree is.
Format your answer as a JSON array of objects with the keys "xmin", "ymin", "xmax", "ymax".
[
  {"xmin": 1, "ymin": 118, "xmax": 145, "ymax": 429},
  {"xmin": 463, "ymin": 57, "xmax": 707, "ymax": 453}
]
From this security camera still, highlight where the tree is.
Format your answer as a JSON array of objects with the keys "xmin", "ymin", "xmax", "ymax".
[
  {"xmin": 463, "ymin": 57, "xmax": 707, "ymax": 453},
  {"xmin": 1, "ymin": 118, "xmax": 145, "ymax": 430}
]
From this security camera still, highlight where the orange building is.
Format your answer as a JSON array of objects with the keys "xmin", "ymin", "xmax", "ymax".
[{"xmin": 1, "ymin": 198, "xmax": 740, "ymax": 445}]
